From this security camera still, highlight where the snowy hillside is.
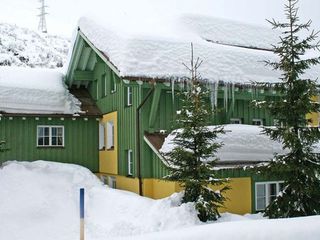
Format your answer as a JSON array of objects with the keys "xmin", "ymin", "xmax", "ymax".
[
  {"xmin": 0, "ymin": 23, "xmax": 69, "ymax": 68},
  {"xmin": 1, "ymin": 160, "xmax": 320, "ymax": 240}
]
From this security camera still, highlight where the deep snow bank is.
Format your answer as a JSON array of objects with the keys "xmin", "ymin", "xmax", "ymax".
[
  {"xmin": 123, "ymin": 215, "xmax": 320, "ymax": 240},
  {"xmin": 0, "ymin": 161, "xmax": 199, "ymax": 240},
  {"xmin": 1, "ymin": 161, "xmax": 319, "ymax": 240}
]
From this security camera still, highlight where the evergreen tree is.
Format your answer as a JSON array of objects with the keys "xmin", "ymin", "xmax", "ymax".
[
  {"xmin": 258, "ymin": 0, "xmax": 320, "ymax": 218},
  {"xmin": 164, "ymin": 44, "xmax": 229, "ymax": 222}
]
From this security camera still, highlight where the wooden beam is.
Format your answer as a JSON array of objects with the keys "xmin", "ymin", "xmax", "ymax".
[
  {"xmin": 74, "ymin": 71, "xmax": 94, "ymax": 81},
  {"xmin": 78, "ymin": 47, "xmax": 92, "ymax": 70},
  {"xmin": 148, "ymin": 87, "xmax": 162, "ymax": 131},
  {"xmin": 67, "ymin": 35, "xmax": 85, "ymax": 87},
  {"xmin": 87, "ymin": 51, "xmax": 97, "ymax": 71},
  {"xmin": 79, "ymin": 31, "xmax": 121, "ymax": 77}
]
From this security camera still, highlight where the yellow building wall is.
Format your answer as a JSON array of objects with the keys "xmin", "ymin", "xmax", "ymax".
[
  {"xmin": 98, "ymin": 173, "xmax": 252, "ymax": 214},
  {"xmin": 99, "ymin": 111, "xmax": 118, "ymax": 174},
  {"xmin": 306, "ymin": 96, "xmax": 319, "ymax": 127}
]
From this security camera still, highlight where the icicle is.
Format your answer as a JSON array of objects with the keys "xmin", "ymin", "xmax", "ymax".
[
  {"xmin": 171, "ymin": 78, "xmax": 175, "ymax": 104},
  {"xmin": 231, "ymin": 83, "xmax": 235, "ymax": 112},
  {"xmin": 209, "ymin": 82, "xmax": 216, "ymax": 110},
  {"xmin": 224, "ymin": 83, "xmax": 228, "ymax": 111}
]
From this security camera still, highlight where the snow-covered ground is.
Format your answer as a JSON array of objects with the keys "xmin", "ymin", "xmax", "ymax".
[{"xmin": 0, "ymin": 161, "xmax": 319, "ymax": 240}]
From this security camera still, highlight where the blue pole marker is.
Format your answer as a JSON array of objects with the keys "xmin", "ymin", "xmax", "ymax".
[
  {"xmin": 80, "ymin": 188, "xmax": 85, "ymax": 240},
  {"xmin": 80, "ymin": 188, "xmax": 85, "ymax": 219}
]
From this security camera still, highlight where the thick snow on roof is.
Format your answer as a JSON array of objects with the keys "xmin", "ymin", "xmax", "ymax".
[
  {"xmin": 160, "ymin": 124, "xmax": 284, "ymax": 164},
  {"xmin": 77, "ymin": 15, "xmax": 320, "ymax": 84},
  {"xmin": 180, "ymin": 15, "xmax": 279, "ymax": 50},
  {"xmin": 0, "ymin": 67, "xmax": 81, "ymax": 114}
]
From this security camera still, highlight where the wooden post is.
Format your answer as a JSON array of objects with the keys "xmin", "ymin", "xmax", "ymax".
[{"xmin": 80, "ymin": 188, "xmax": 85, "ymax": 240}]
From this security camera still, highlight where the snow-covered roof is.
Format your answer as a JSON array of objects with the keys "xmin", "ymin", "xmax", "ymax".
[
  {"xmin": 0, "ymin": 67, "xmax": 81, "ymax": 114},
  {"xmin": 180, "ymin": 15, "xmax": 279, "ymax": 50},
  {"xmin": 160, "ymin": 124, "xmax": 285, "ymax": 164},
  {"xmin": 77, "ymin": 15, "xmax": 320, "ymax": 85}
]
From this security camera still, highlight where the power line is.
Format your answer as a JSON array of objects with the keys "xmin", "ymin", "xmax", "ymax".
[{"xmin": 38, "ymin": 0, "xmax": 48, "ymax": 33}]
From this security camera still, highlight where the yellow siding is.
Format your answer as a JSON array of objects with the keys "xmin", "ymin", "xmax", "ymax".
[
  {"xmin": 219, "ymin": 177, "xmax": 252, "ymax": 215},
  {"xmin": 98, "ymin": 174, "xmax": 252, "ymax": 214},
  {"xmin": 307, "ymin": 96, "xmax": 319, "ymax": 127},
  {"xmin": 99, "ymin": 111, "xmax": 118, "ymax": 174}
]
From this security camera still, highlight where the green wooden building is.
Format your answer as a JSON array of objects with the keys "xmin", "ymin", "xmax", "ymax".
[
  {"xmin": 0, "ymin": 67, "xmax": 100, "ymax": 171},
  {"xmin": 64, "ymin": 15, "xmax": 320, "ymax": 214}
]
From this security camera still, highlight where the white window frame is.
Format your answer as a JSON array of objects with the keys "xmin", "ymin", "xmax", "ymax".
[
  {"xmin": 108, "ymin": 176, "xmax": 116, "ymax": 189},
  {"xmin": 127, "ymin": 86, "xmax": 133, "ymax": 106},
  {"xmin": 127, "ymin": 149, "xmax": 133, "ymax": 176},
  {"xmin": 111, "ymin": 77, "xmax": 117, "ymax": 93},
  {"xmin": 252, "ymin": 118, "xmax": 263, "ymax": 126},
  {"xmin": 106, "ymin": 121, "xmax": 114, "ymax": 150},
  {"xmin": 99, "ymin": 123, "xmax": 105, "ymax": 150},
  {"xmin": 230, "ymin": 118, "xmax": 242, "ymax": 124},
  {"xmin": 37, "ymin": 125, "xmax": 64, "ymax": 147},
  {"xmin": 255, "ymin": 181, "xmax": 284, "ymax": 211},
  {"xmin": 104, "ymin": 74, "xmax": 107, "ymax": 96}
]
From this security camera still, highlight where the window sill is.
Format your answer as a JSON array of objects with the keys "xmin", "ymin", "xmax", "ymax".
[
  {"xmin": 126, "ymin": 174, "xmax": 134, "ymax": 178},
  {"xmin": 107, "ymin": 146, "xmax": 115, "ymax": 151}
]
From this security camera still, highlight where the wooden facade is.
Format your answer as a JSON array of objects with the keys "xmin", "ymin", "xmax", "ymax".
[{"xmin": 63, "ymin": 29, "xmax": 287, "ymax": 214}]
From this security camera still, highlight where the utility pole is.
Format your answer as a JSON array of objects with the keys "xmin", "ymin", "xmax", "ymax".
[{"xmin": 38, "ymin": 0, "xmax": 48, "ymax": 33}]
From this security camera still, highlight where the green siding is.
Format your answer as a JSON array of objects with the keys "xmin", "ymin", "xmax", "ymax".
[
  {"xmin": 0, "ymin": 116, "xmax": 99, "ymax": 172},
  {"xmin": 67, "ymin": 34, "xmax": 280, "ymax": 179}
]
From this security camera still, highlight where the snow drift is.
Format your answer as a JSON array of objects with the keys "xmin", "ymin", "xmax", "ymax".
[
  {"xmin": 0, "ymin": 161, "xmax": 199, "ymax": 240},
  {"xmin": 0, "ymin": 160, "xmax": 319, "ymax": 240}
]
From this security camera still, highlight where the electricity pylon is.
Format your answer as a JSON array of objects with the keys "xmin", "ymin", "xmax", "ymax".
[{"xmin": 38, "ymin": 0, "xmax": 48, "ymax": 33}]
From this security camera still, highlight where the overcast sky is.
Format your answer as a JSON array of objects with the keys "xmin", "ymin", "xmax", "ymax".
[{"xmin": 0, "ymin": 0, "xmax": 319, "ymax": 37}]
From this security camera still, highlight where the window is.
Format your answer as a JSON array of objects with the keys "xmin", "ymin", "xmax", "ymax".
[
  {"xmin": 127, "ymin": 149, "xmax": 133, "ymax": 176},
  {"xmin": 99, "ymin": 123, "xmax": 105, "ymax": 150},
  {"xmin": 252, "ymin": 118, "xmax": 263, "ymax": 126},
  {"xmin": 111, "ymin": 73, "xmax": 116, "ymax": 93},
  {"xmin": 255, "ymin": 181, "xmax": 284, "ymax": 211},
  {"xmin": 106, "ymin": 121, "xmax": 114, "ymax": 149},
  {"xmin": 101, "ymin": 74, "xmax": 107, "ymax": 97},
  {"xmin": 37, "ymin": 126, "xmax": 64, "ymax": 147},
  {"xmin": 230, "ymin": 118, "xmax": 242, "ymax": 124},
  {"xmin": 108, "ymin": 176, "xmax": 116, "ymax": 189},
  {"xmin": 126, "ymin": 86, "xmax": 133, "ymax": 106}
]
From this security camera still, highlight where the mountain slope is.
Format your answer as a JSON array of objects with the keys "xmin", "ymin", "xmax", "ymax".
[{"xmin": 0, "ymin": 23, "xmax": 69, "ymax": 68}]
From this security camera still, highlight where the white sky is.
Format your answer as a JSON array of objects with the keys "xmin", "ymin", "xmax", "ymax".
[{"xmin": 0, "ymin": 0, "xmax": 319, "ymax": 37}]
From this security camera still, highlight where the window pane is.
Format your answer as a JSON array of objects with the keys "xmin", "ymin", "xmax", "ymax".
[
  {"xmin": 39, "ymin": 127, "xmax": 44, "ymax": 136},
  {"xmin": 257, "ymin": 197, "xmax": 266, "ymax": 210},
  {"xmin": 256, "ymin": 184, "xmax": 266, "ymax": 197},
  {"xmin": 52, "ymin": 137, "xmax": 57, "ymax": 146},
  {"xmin": 107, "ymin": 121, "xmax": 114, "ymax": 149},
  {"xmin": 52, "ymin": 127, "xmax": 57, "ymax": 136},
  {"xmin": 58, "ymin": 137, "xmax": 63, "ymax": 146},
  {"xmin": 58, "ymin": 127, "xmax": 63, "ymax": 136},
  {"xmin": 269, "ymin": 183, "xmax": 277, "ymax": 196},
  {"xmin": 44, "ymin": 127, "xmax": 49, "ymax": 136},
  {"xmin": 38, "ymin": 137, "xmax": 44, "ymax": 146},
  {"xmin": 44, "ymin": 137, "xmax": 50, "ymax": 145}
]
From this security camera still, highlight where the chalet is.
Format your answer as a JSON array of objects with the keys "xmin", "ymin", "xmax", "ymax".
[
  {"xmin": 1, "ymin": 14, "xmax": 319, "ymax": 215},
  {"xmin": 0, "ymin": 67, "xmax": 101, "ymax": 171},
  {"xmin": 64, "ymin": 14, "xmax": 320, "ymax": 214}
]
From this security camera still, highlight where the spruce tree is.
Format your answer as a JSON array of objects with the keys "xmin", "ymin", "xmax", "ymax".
[
  {"xmin": 164, "ymin": 45, "xmax": 229, "ymax": 222},
  {"xmin": 258, "ymin": 0, "xmax": 320, "ymax": 218}
]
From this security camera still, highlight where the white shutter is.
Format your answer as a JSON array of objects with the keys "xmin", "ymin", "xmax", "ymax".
[
  {"xmin": 99, "ymin": 123, "xmax": 105, "ymax": 150},
  {"xmin": 106, "ymin": 121, "xmax": 114, "ymax": 149}
]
